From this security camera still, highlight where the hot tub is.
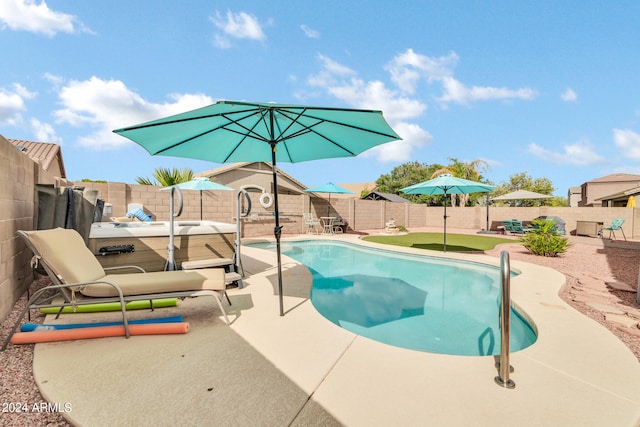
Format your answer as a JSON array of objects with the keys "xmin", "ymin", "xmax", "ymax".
[{"xmin": 89, "ymin": 221, "xmax": 236, "ymax": 272}]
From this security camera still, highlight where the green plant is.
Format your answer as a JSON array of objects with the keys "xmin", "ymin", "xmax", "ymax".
[
  {"xmin": 397, "ymin": 225, "xmax": 408, "ymax": 232},
  {"xmin": 520, "ymin": 218, "xmax": 571, "ymax": 257}
]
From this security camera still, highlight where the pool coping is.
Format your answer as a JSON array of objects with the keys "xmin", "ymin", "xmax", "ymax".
[{"xmin": 32, "ymin": 233, "xmax": 640, "ymax": 426}]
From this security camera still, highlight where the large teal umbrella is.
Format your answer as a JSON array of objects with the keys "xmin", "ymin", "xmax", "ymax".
[
  {"xmin": 304, "ymin": 182, "xmax": 354, "ymax": 216},
  {"xmin": 401, "ymin": 174, "xmax": 494, "ymax": 252},
  {"xmin": 114, "ymin": 100, "xmax": 401, "ymax": 316}
]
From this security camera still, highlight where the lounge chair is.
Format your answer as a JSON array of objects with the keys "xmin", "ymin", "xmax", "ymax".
[
  {"xmin": 2, "ymin": 228, "xmax": 231, "ymax": 351},
  {"xmin": 502, "ymin": 220, "xmax": 516, "ymax": 235},
  {"xmin": 303, "ymin": 212, "xmax": 321, "ymax": 234},
  {"xmin": 511, "ymin": 220, "xmax": 533, "ymax": 234},
  {"xmin": 602, "ymin": 218, "xmax": 626, "ymax": 240}
]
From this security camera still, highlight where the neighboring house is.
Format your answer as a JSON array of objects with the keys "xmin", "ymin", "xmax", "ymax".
[
  {"xmin": 577, "ymin": 173, "xmax": 640, "ymax": 207},
  {"xmin": 7, "ymin": 137, "xmax": 67, "ymax": 179},
  {"xmin": 361, "ymin": 191, "xmax": 411, "ymax": 203},
  {"xmin": 197, "ymin": 162, "xmax": 307, "ymax": 195},
  {"xmin": 337, "ymin": 182, "xmax": 377, "ymax": 198},
  {"xmin": 567, "ymin": 187, "xmax": 581, "ymax": 207},
  {"xmin": 595, "ymin": 186, "xmax": 640, "ymax": 207}
]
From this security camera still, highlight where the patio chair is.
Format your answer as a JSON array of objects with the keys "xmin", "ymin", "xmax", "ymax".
[
  {"xmin": 511, "ymin": 219, "xmax": 533, "ymax": 234},
  {"xmin": 602, "ymin": 218, "xmax": 626, "ymax": 240},
  {"xmin": 303, "ymin": 212, "xmax": 321, "ymax": 234},
  {"xmin": 330, "ymin": 215, "xmax": 346, "ymax": 234},
  {"xmin": 502, "ymin": 220, "xmax": 516, "ymax": 235},
  {"xmin": 2, "ymin": 228, "xmax": 231, "ymax": 351}
]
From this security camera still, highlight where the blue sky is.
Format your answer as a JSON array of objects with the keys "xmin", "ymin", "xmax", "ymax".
[{"xmin": 1, "ymin": 1, "xmax": 639, "ymax": 196}]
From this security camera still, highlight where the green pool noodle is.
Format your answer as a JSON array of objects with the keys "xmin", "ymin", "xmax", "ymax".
[{"xmin": 39, "ymin": 298, "xmax": 178, "ymax": 314}]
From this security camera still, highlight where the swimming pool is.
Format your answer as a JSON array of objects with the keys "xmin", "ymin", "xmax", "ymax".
[{"xmin": 248, "ymin": 240, "xmax": 537, "ymax": 356}]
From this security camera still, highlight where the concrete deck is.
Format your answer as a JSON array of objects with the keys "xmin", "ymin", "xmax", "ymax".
[{"xmin": 32, "ymin": 234, "xmax": 640, "ymax": 426}]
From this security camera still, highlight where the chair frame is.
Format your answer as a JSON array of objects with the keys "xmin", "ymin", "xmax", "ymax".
[
  {"xmin": 603, "ymin": 218, "xmax": 626, "ymax": 241},
  {"xmin": 2, "ymin": 230, "xmax": 231, "ymax": 351},
  {"xmin": 303, "ymin": 212, "xmax": 321, "ymax": 235}
]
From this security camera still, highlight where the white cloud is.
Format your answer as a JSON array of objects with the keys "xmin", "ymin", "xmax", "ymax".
[
  {"xmin": 0, "ymin": 83, "xmax": 36, "ymax": 125},
  {"xmin": 30, "ymin": 118, "xmax": 61, "ymax": 144},
  {"xmin": 362, "ymin": 122, "xmax": 433, "ymax": 162},
  {"xmin": 386, "ymin": 49, "xmax": 458, "ymax": 93},
  {"xmin": 52, "ymin": 76, "xmax": 213, "ymax": 149},
  {"xmin": 613, "ymin": 128, "xmax": 640, "ymax": 161},
  {"xmin": 438, "ymin": 77, "xmax": 537, "ymax": 105},
  {"xmin": 300, "ymin": 24, "xmax": 320, "ymax": 39},
  {"xmin": 210, "ymin": 10, "xmax": 265, "ymax": 48},
  {"xmin": 386, "ymin": 48, "xmax": 537, "ymax": 105},
  {"xmin": 561, "ymin": 88, "xmax": 577, "ymax": 102},
  {"xmin": 307, "ymin": 54, "xmax": 429, "ymax": 162},
  {"xmin": 527, "ymin": 141, "xmax": 606, "ymax": 165},
  {"xmin": 0, "ymin": 0, "xmax": 91, "ymax": 37}
]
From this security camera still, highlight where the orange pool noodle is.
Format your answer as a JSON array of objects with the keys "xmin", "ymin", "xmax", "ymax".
[{"xmin": 11, "ymin": 322, "xmax": 190, "ymax": 345}]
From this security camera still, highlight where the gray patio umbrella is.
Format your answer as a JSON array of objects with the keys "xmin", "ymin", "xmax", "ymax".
[
  {"xmin": 400, "ymin": 174, "xmax": 495, "ymax": 252},
  {"xmin": 491, "ymin": 189, "xmax": 552, "ymax": 202},
  {"xmin": 113, "ymin": 100, "xmax": 401, "ymax": 316},
  {"xmin": 304, "ymin": 182, "xmax": 354, "ymax": 216}
]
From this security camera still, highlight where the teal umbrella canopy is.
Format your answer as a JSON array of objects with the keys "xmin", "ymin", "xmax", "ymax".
[
  {"xmin": 401, "ymin": 174, "xmax": 495, "ymax": 196},
  {"xmin": 305, "ymin": 182, "xmax": 355, "ymax": 216},
  {"xmin": 113, "ymin": 100, "xmax": 400, "ymax": 164},
  {"xmin": 161, "ymin": 178, "xmax": 233, "ymax": 220},
  {"xmin": 114, "ymin": 100, "xmax": 401, "ymax": 316},
  {"xmin": 304, "ymin": 182, "xmax": 355, "ymax": 195},
  {"xmin": 173, "ymin": 177, "xmax": 234, "ymax": 191},
  {"xmin": 400, "ymin": 174, "xmax": 495, "ymax": 251}
]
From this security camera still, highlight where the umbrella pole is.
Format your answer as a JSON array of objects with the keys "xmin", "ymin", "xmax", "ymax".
[
  {"xmin": 200, "ymin": 190, "xmax": 203, "ymax": 221},
  {"xmin": 270, "ymin": 142, "xmax": 285, "ymax": 316},
  {"xmin": 443, "ymin": 190, "xmax": 448, "ymax": 252}
]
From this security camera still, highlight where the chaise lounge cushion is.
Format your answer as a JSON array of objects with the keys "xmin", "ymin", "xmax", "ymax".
[
  {"xmin": 27, "ymin": 228, "xmax": 106, "ymax": 284},
  {"xmin": 24, "ymin": 228, "xmax": 226, "ymax": 297},
  {"xmin": 87, "ymin": 269, "xmax": 225, "ymax": 297}
]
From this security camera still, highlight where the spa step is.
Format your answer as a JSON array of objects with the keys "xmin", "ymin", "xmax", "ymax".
[
  {"xmin": 225, "ymin": 272, "xmax": 242, "ymax": 285},
  {"xmin": 181, "ymin": 258, "xmax": 234, "ymax": 270}
]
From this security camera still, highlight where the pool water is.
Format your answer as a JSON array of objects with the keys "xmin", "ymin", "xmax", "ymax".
[{"xmin": 249, "ymin": 240, "xmax": 537, "ymax": 356}]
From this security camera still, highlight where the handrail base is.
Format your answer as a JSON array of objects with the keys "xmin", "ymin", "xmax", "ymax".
[{"xmin": 494, "ymin": 376, "xmax": 516, "ymax": 389}]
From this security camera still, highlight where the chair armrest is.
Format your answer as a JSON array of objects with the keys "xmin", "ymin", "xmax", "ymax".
[{"xmin": 104, "ymin": 265, "xmax": 146, "ymax": 273}]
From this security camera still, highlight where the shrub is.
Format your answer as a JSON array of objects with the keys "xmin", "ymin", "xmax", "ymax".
[
  {"xmin": 397, "ymin": 225, "xmax": 408, "ymax": 232},
  {"xmin": 520, "ymin": 218, "xmax": 571, "ymax": 257}
]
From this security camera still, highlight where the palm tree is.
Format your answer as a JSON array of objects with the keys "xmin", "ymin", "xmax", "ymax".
[
  {"xmin": 430, "ymin": 158, "xmax": 489, "ymax": 207},
  {"xmin": 136, "ymin": 167, "xmax": 194, "ymax": 186}
]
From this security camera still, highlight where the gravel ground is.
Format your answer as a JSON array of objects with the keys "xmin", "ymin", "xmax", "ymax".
[{"xmin": 1, "ymin": 239, "xmax": 639, "ymax": 426}]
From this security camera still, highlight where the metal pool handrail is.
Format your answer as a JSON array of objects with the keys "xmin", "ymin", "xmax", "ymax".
[{"xmin": 495, "ymin": 250, "xmax": 516, "ymax": 389}]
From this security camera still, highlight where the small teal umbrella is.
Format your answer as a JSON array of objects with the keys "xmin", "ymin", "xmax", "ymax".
[
  {"xmin": 163, "ymin": 177, "xmax": 233, "ymax": 220},
  {"xmin": 114, "ymin": 100, "xmax": 401, "ymax": 316},
  {"xmin": 304, "ymin": 182, "xmax": 354, "ymax": 216},
  {"xmin": 401, "ymin": 174, "xmax": 495, "ymax": 252}
]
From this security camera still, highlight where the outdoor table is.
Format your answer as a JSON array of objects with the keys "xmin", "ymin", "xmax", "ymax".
[{"xmin": 321, "ymin": 217, "xmax": 334, "ymax": 235}]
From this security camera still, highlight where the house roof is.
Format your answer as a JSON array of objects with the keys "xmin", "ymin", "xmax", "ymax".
[
  {"xmin": 594, "ymin": 186, "xmax": 640, "ymax": 201},
  {"xmin": 362, "ymin": 192, "xmax": 411, "ymax": 203},
  {"xmin": 196, "ymin": 162, "xmax": 307, "ymax": 191},
  {"xmin": 7, "ymin": 137, "xmax": 66, "ymax": 178},
  {"xmin": 587, "ymin": 173, "xmax": 640, "ymax": 183}
]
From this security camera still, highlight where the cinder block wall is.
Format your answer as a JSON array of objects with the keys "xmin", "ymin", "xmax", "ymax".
[{"xmin": 0, "ymin": 136, "xmax": 67, "ymax": 322}]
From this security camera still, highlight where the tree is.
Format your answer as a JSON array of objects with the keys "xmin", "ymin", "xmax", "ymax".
[
  {"xmin": 430, "ymin": 157, "xmax": 490, "ymax": 207},
  {"xmin": 136, "ymin": 167, "xmax": 194, "ymax": 186},
  {"xmin": 375, "ymin": 161, "xmax": 443, "ymax": 203},
  {"xmin": 493, "ymin": 172, "xmax": 555, "ymax": 207}
]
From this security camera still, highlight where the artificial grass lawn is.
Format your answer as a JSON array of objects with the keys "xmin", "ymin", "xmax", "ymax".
[{"xmin": 362, "ymin": 232, "xmax": 516, "ymax": 252}]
